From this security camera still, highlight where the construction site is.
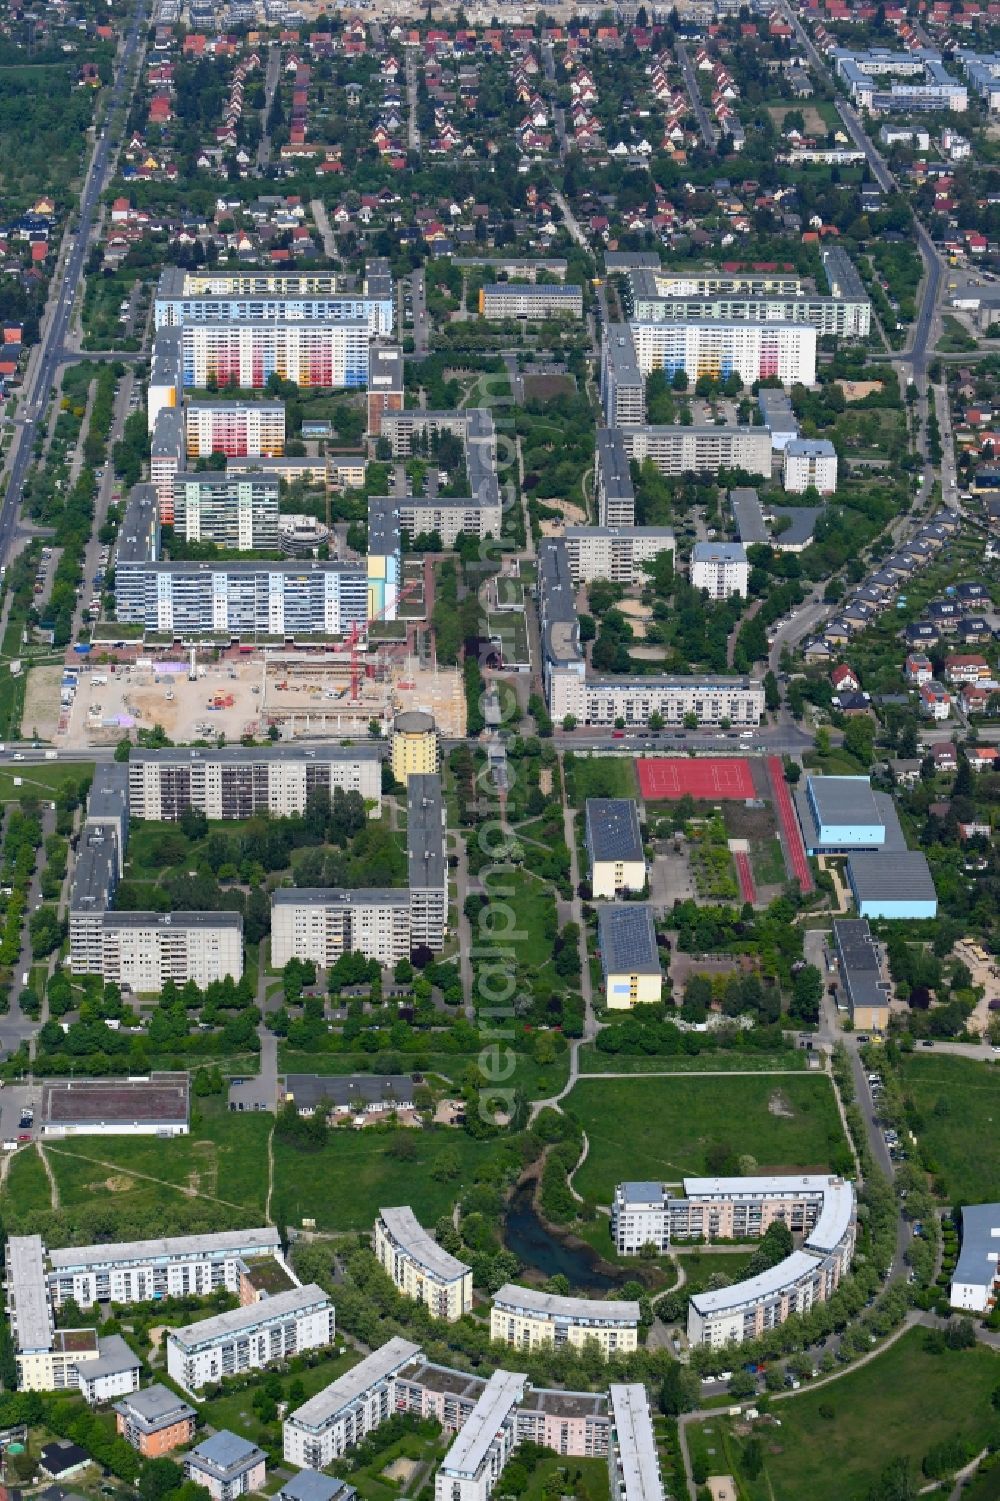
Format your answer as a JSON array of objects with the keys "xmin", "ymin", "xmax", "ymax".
[{"xmin": 55, "ymin": 641, "xmax": 465, "ymax": 749}]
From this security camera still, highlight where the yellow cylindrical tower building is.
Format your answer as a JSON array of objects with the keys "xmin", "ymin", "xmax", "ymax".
[{"xmin": 391, "ymin": 710, "xmax": 440, "ymax": 784}]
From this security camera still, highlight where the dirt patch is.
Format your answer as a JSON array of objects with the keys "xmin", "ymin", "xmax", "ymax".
[
  {"xmin": 539, "ymin": 767, "xmax": 553, "ymax": 794},
  {"xmin": 767, "ymin": 104, "xmax": 829, "ymax": 136},
  {"xmin": 105, "ymin": 1175, "xmax": 135, "ymax": 1192},
  {"xmin": 838, "ymin": 379, "xmax": 885, "ymax": 401},
  {"xmin": 539, "ymin": 497, "xmax": 587, "ymax": 525},
  {"xmin": 21, "ymin": 665, "xmax": 64, "ymax": 742},
  {"xmin": 768, "ymin": 1090, "xmax": 794, "ymax": 1118},
  {"xmin": 383, "ymin": 1458, "xmax": 420, "ymax": 1484},
  {"xmin": 395, "ymin": 665, "xmax": 465, "ymax": 738},
  {"xmin": 523, "ymin": 373, "xmax": 575, "ymax": 402},
  {"xmin": 722, "ymin": 802, "xmax": 777, "ymax": 840}
]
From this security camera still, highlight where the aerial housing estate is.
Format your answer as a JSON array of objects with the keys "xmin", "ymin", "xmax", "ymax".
[
  {"xmin": 611, "ymin": 1176, "xmax": 856, "ymax": 1348},
  {"xmin": 4, "ymin": 1228, "xmax": 293, "ymax": 1394}
]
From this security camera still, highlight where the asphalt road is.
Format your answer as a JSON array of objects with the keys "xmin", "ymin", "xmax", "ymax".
[
  {"xmin": 0, "ymin": 0, "xmax": 148, "ymax": 570},
  {"xmin": 408, "ymin": 266, "xmax": 429, "ymax": 358},
  {"xmin": 675, "ymin": 42, "xmax": 717, "ymax": 150},
  {"xmin": 779, "ymin": 0, "xmax": 943, "ymax": 388}
]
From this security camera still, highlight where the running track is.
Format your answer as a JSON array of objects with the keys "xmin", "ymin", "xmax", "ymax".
[
  {"xmin": 734, "ymin": 850, "xmax": 757, "ymax": 906},
  {"xmin": 766, "ymin": 755, "xmax": 814, "ymax": 894}
]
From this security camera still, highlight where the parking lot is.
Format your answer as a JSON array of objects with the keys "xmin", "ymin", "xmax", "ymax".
[{"xmin": 0, "ymin": 1082, "xmax": 42, "ymax": 1149}]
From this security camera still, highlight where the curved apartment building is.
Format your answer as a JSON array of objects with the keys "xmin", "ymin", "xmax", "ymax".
[
  {"xmin": 687, "ymin": 1178, "xmax": 855, "ymax": 1349},
  {"xmin": 374, "ymin": 1207, "xmax": 472, "ymax": 1322},
  {"xmin": 610, "ymin": 1174, "xmax": 856, "ymax": 1348},
  {"xmin": 490, "ymin": 1285, "xmax": 639, "ymax": 1357}
]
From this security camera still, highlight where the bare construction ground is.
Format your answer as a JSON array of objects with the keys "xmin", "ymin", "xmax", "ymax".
[
  {"xmin": 22, "ymin": 667, "xmax": 64, "ymax": 742},
  {"xmin": 62, "ymin": 660, "xmax": 264, "ymax": 747},
  {"xmin": 394, "ymin": 663, "xmax": 465, "ymax": 737}
]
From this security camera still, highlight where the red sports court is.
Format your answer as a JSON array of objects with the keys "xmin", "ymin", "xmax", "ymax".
[{"xmin": 637, "ymin": 757, "xmax": 755, "ymax": 801}]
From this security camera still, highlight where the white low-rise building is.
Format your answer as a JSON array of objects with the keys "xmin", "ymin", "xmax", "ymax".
[
  {"xmin": 433, "ymin": 1370, "xmax": 526, "ymax": 1501},
  {"xmin": 608, "ymin": 1385, "xmax": 664, "ymax": 1501},
  {"xmin": 167, "ymin": 1285, "xmax": 334, "ymax": 1394},
  {"xmin": 951, "ymin": 1204, "xmax": 1000, "ymax": 1313},
  {"xmin": 374, "ymin": 1208, "xmax": 473, "ymax": 1322},
  {"xmin": 283, "ymin": 1337, "xmax": 422, "ymax": 1468}
]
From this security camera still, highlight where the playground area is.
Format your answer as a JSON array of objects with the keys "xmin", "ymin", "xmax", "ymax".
[{"xmin": 637, "ymin": 757, "xmax": 755, "ymax": 801}]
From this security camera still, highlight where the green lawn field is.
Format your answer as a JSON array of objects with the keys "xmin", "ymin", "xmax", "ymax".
[
  {"xmin": 482, "ymin": 867, "xmax": 561, "ymax": 993},
  {"xmin": 271, "ymin": 1126, "xmax": 509, "ymax": 1232},
  {"xmin": 576, "ymin": 1046, "xmax": 807, "ymax": 1074},
  {"xmin": 43, "ymin": 1106, "xmax": 271, "ymax": 1226},
  {"xmin": 712, "ymin": 1328, "xmax": 1000, "ymax": 1501},
  {"xmin": 564, "ymin": 755, "xmax": 638, "ymax": 808},
  {"xmin": 0, "ymin": 761, "xmax": 95, "ymax": 802},
  {"xmin": 524, "ymin": 1458, "xmax": 608, "ymax": 1501},
  {"xmin": 901, "ymin": 1054, "xmax": 1000, "ymax": 1203},
  {"xmin": 568, "ymin": 1074, "xmax": 848, "ymax": 1200},
  {"xmin": 5, "ymin": 1144, "xmax": 54, "ymax": 1215}
]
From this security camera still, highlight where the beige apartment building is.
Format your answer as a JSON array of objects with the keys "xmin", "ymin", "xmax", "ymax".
[
  {"xmin": 490, "ymin": 1286, "xmax": 639, "ymax": 1357},
  {"xmin": 271, "ymin": 890, "xmax": 411, "ymax": 968},
  {"xmin": 563, "ymin": 527, "xmax": 675, "ymax": 587},
  {"xmin": 127, "ymin": 746, "xmax": 383, "ymax": 821},
  {"xmin": 374, "ymin": 1208, "xmax": 472, "ymax": 1321},
  {"xmin": 101, "ymin": 912, "xmax": 243, "ymax": 991}
]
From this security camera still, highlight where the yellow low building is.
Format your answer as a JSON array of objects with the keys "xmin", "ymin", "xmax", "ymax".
[
  {"xmin": 597, "ymin": 904, "xmax": 662, "ymax": 1010},
  {"xmin": 490, "ymin": 1284, "xmax": 639, "ymax": 1356},
  {"xmin": 374, "ymin": 1206, "xmax": 472, "ymax": 1322}
]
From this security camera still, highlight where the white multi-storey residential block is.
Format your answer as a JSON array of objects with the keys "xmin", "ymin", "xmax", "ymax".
[
  {"xmin": 184, "ymin": 401, "xmax": 285, "ymax": 459},
  {"xmin": 167, "ymin": 1286, "xmax": 334, "ymax": 1393},
  {"xmin": 100, "ymin": 912, "xmax": 243, "ymax": 991},
  {"xmin": 563, "ymin": 528, "xmax": 675, "ymax": 586},
  {"xmin": 433, "ymin": 1371, "xmax": 527, "ymax": 1501},
  {"xmin": 620, "ymin": 424, "xmax": 773, "ymax": 480},
  {"xmin": 283, "ymin": 1338, "xmax": 422, "ymax": 1469},
  {"xmin": 181, "ymin": 322, "xmax": 370, "ymax": 391},
  {"xmin": 171, "ymin": 472, "xmax": 280, "ymax": 550},
  {"xmin": 48, "ymin": 1229, "xmax": 282, "ymax": 1308},
  {"xmin": 271, "ymin": 889, "xmax": 412, "ymax": 968},
  {"xmin": 681, "ymin": 1177, "xmax": 856, "ymax": 1347},
  {"xmin": 128, "ymin": 745, "xmax": 383, "ymax": 821},
  {"xmin": 783, "ymin": 438, "xmax": 838, "ymax": 494},
  {"xmin": 628, "ymin": 321, "xmax": 816, "ymax": 387},
  {"xmin": 608, "ymin": 1386, "xmax": 665, "ymax": 1501},
  {"xmin": 690, "ymin": 542, "xmax": 750, "ymax": 599}
]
